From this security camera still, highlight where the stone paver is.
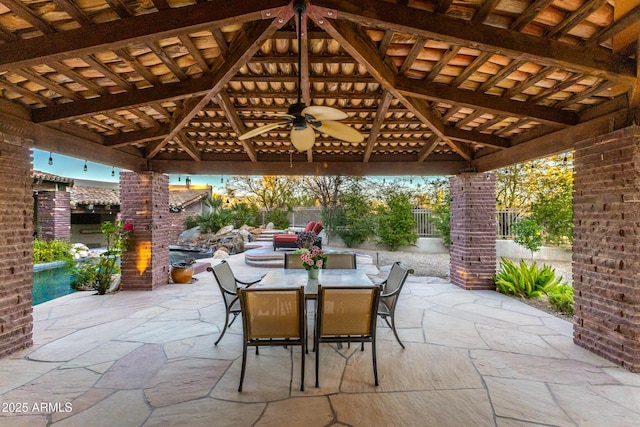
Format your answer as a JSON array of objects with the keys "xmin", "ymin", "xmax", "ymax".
[{"xmin": 0, "ymin": 244, "xmax": 638, "ymax": 426}]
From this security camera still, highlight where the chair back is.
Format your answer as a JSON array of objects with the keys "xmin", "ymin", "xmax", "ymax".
[
  {"xmin": 317, "ymin": 285, "xmax": 380, "ymax": 338},
  {"xmin": 380, "ymin": 262, "xmax": 413, "ymax": 314},
  {"xmin": 324, "ymin": 253, "xmax": 357, "ymax": 269},
  {"xmin": 239, "ymin": 287, "xmax": 305, "ymax": 341},
  {"xmin": 284, "ymin": 253, "xmax": 306, "ymax": 269},
  {"xmin": 211, "ymin": 260, "xmax": 239, "ymax": 305}
]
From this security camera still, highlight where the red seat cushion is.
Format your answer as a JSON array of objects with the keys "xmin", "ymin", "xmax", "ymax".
[
  {"xmin": 303, "ymin": 221, "xmax": 316, "ymax": 232},
  {"xmin": 312, "ymin": 222, "xmax": 323, "ymax": 234},
  {"xmin": 273, "ymin": 234, "xmax": 298, "ymax": 243}
]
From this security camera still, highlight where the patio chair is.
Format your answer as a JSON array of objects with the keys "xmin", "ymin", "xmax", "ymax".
[
  {"xmin": 207, "ymin": 260, "xmax": 263, "ymax": 345},
  {"xmin": 237, "ymin": 286, "xmax": 306, "ymax": 392},
  {"xmin": 314, "ymin": 285, "xmax": 381, "ymax": 387},
  {"xmin": 283, "ymin": 252, "xmax": 306, "ymax": 269},
  {"xmin": 376, "ymin": 262, "xmax": 414, "ymax": 349},
  {"xmin": 323, "ymin": 253, "xmax": 357, "ymax": 269}
]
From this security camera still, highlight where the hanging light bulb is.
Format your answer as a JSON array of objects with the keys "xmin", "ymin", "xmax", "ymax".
[
  {"xmin": 111, "ymin": 167, "xmax": 115, "ymax": 177},
  {"xmin": 83, "ymin": 160, "xmax": 88, "ymax": 172},
  {"xmin": 185, "ymin": 177, "xmax": 191, "ymax": 189},
  {"xmin": 48, "ymin": 152, "xmax": 53, "ymax": 165},
  {"xmin": 178, "ymin": 176, "xmax": 181, "ymax": 182},
  {"xmin": 220, "ymin": 175, "xmax": 224, "ymax": 183}
]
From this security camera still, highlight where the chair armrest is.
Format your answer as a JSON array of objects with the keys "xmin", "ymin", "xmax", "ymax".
[{"xmin": 236, "ymin": 274, "xmax": 266, "ymax": 287}]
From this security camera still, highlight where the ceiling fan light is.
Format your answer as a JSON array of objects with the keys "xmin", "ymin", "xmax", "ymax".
[{"xmin": 291, "ymin": 127, "xmax": 315, "ymax": 151}]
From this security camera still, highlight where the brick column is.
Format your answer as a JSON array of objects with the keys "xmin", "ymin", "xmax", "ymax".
[
  {"xmin": 119, "ymin": 172, "xmax": 170, "ymax": 291},
  {"xmin": 449, "ymin": 173, "xmax": 496, "ymax": 290},
  {"xmin": 0, "ymin": 140, "xmax": 33, "ymax": 357},
  {"xmin": 36, "ymin": 190, "xmax": 70, "ymax": 241},
  {"xmin": 573, "ymin": 125, "xmax": 640, "ymax": 372}
]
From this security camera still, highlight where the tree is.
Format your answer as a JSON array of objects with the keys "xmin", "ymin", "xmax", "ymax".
[
  {"xmin": 228, "ymin": 176, "xmax": 302, "ymax": 210},
  {"xmin": 375, "ymin": 190, "xmax": 418, "ymax": 250},
  {"xmin": 334, "ymin": 181, "xmax": 375, "ymax": 247}
]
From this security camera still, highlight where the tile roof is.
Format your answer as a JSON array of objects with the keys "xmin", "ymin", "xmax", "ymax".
[
  {"xmin": 33, "ymin": 170, "xmax": 74, "ymax": 185},
  {"xmin": 69, "ymin": 186, "xmax": 209, "ymax": 208}
]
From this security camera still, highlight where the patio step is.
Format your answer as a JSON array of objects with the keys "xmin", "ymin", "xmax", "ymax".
[{"xmin": 244, "ymin": 247, "xmax": 285, "ymax": 268}]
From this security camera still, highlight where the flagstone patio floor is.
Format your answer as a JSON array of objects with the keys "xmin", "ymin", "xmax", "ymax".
[{"xmin": 1, "ymin": 250, "xmax": 639, "ymax": 426}]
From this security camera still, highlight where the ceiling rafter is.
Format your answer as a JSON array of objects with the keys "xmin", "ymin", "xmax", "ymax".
[
  {"xmin": 150, "ymin": 9, "xmax": 293, "ymax": 159},
  {"xmin": 216, "ymin": 90, "xmax": 258, "ymax": 162},
  {"xmin": 312, "ymin": 0, "xmax": 636, "ymax": 85},
  {"xmin": 363, "ymin": 90, "xmax": 393, "ymax": 162},
  {"xmin": 0, "ymin": 0, "xmax": 290, "ymax": 71}
]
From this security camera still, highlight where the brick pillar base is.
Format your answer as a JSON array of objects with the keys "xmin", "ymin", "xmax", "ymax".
[
  {"xmin": 36, "ymin": 190, "xmax": 70, "ymax": 241},
  {"xmin": 0, "ymin": 139, "xmax": 33, "ymax": 358},
  {"xmin": 573, "ymin": 125, "xmax": 640, "ymax": 372},
  {"xmin": 119, "ymin": 172, "xmax": 170, "ymax": 291},
  {"xmin": 449, "ymin": 173, "xmax": 496, "ymax": 290}
]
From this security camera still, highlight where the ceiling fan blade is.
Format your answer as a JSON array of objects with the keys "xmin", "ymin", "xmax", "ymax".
[
  {"xmin": 302, "ymin": 105, "xmax": 348, "ymax": 121},
  {"xmin": 313, "ymin": 120, "xmax": 364, "ymax": 143},
  {"xmin": 238, "ymin": 122, "xmax": 288, "ymax": 140},
  {"xmin": 290, "ymin": 126, "xmax": 316, "ymax": 151}
]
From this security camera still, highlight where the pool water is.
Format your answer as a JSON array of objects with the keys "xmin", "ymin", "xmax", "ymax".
[{"xmin": 32, "ymin": 266, "xmax": 76, "ymax": 305}]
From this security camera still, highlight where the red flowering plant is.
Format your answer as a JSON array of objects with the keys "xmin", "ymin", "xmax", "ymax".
[
  {"xmin": 96, "ymin": 220, "xmax": 133, "ymax": 294},
  {"xmin": 299, "ymin": 245, "xmax": 327, "ymax": 271}
]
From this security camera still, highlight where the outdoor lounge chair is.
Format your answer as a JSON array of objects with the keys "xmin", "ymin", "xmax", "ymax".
[
  {"xmin": 376, "ymin": 262, "xmax": 414, "ymax": 349},
  {"xmin": 207, "ymin": 260, "xmax": 263, "ymax": 345},
  {"xmin": 237, "ymin": 286, "xmax": 306, "ymax": 392},
  {"xmin": 272, "ymin": 221, "xmax": 323, "ymax": 250},
  {"xmin": 314, "ymin": 285, "xmax": 381, "ymax": 387}
]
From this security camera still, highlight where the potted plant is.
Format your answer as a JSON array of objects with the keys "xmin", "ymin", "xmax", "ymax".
[
  {"xmin": 298, "ymin": 246, "xmax": 327, "ymax": 279},
  {"xmin": 171, "ymin": 257, "xmax": 196, "ymax": 283}
]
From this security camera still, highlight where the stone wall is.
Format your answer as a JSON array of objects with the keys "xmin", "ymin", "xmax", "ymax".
[
  {"xmin": 168, "ymin": 210, "xmax": 190, "ymax": 245},
  {"xmin": 36, "ymin": 190, "xmax": 70, "ymax": 241},
  {"xmin": 119, "ymin": 172, "xmax": 170, "ymax": 291},
  {"xmin": 449, "ymin": 173, "xmax": 496, "ymax": 290},
  {"xmin": 573, "ymin": 126, "xmax": 640, "ymax": 372},
  {"xmin": 0, "ymin": 141, "xmax": 33, "ymax": 357}
]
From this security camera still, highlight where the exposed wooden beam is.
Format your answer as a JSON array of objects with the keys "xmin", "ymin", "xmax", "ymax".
[
  {"xmin": 152, "ymin": 11, "xmax": 293, "ymax": 158},
  {"xmin": 0, "ymin": 0, "xmax": 290, "ymax": 71},
  {"xmin": 0, "ymin": 0, "xmax": 55, "ymax": 34},
  {"xmin": 443, "ymin": 126, "xmax": 510, "ymax": 149},
  {"xmin": 311, "ymin": 0, "xmax": 636, "ymax": 85},
  {"xmin": 312, "ymin": 15, "xmax": 449, "ymax": 141},
  {"xmin": 395, "ymin": 74, "xmax": 577, "ymax": 126},
  {"xmin": 472, "ymin": 109, "xmax": 629, "ymax": 171},
  {"xmin": 417, "ymin": 134, "xmax": 440, "ymax": 162},
  {"xmin": 103, "ymin": 125, "xmax": 171, "ymax": 147},
  {"xmin": 586, "ymin": 4, "xmax": 640, "ymax": 47},
  {"xmin": 510, "ymin": 0, "xmax": 554, "ymax": 31},
  {"xmin": 363, "ymin": 90, "xmax": 393, "ymax": 161},
  {"xmin": 216, "ymin": 90, "xmax": 258, "ymax": 161},
  {"xmin": 149, "ymin": 159, "xmax": 468, "ymax": 176},
  {"xmin": 175, "ymin": 133, "xmax": 202, "ymax": 161},
  {"xmin": 0, "ymin": 110, "xmax": 145, "ymax": 171}
]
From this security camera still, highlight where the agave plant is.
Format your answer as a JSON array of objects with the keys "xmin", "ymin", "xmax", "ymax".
[{"xmin": 495, "ymin": 258, "xmax": 562, "ymax": 298}]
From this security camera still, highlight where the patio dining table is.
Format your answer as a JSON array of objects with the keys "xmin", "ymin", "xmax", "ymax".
[{"xmin": 257, "ymin": 269, "xmax": 374, "ymax": 298}]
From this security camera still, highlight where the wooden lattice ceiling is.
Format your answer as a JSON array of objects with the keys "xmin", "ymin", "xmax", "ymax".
[{"xmin": 0, "ymin": 0, "xmax": 638, "ymax": 176}]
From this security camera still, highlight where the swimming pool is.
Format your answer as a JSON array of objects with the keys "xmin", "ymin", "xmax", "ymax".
[{"xmin": 32, "ymin": 262, "xmax": 76, "ymax": 305}]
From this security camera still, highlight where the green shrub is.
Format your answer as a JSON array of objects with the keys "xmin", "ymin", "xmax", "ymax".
[
  {"xmin": 431, "ymin": 202, "xmax": 450, "ymax": 246},
  {"xmin": 70, "ymin": 259, "xmax": 101, "ymax": 290},
  {"xmin": 265, "ymin": 209, "xmax": 290, "ymax": 229},
  {"xmin": 336, "ymin": 189, "xmax": 374, "ymax": 247},
  {"xmin": 513, "ymin": 217, "xmax": 543, "ymax": 257},
  {"xmin": 375, "ymin": 191, "xmax": 418, "ymax": 251},
  {"xmin": 33, "ymin": 239, "xmax": 73, "ymax": 264},
  {"xmin": 495, "ymin": 258, "xmax": 562, "ymax": 298},
  {"xmin": 547, "ymin": 284, "xmax": 574, "ymax": 315}
]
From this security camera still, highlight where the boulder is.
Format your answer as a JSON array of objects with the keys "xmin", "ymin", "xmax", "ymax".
[
  {"xmin": 213, "ymin": 249, "xmax": 230, "ymax": 259},
  {"xmin": 176, "ymin": 226, "xmax": 201, "ymax": 246},
  {"xmin": 215, "ymin": 225, "xmax": 234, "ymax": 237}
]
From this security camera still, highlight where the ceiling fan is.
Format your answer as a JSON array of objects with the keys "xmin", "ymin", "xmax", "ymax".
[{"xmin": 238, "ymin": 0, "xmax": 364, "ymax": 151}]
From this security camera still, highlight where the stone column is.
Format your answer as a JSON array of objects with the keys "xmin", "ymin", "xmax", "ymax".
[
  {"xmin": 119, "ymin": 172, "xmax": 170, "ymax": 291},
  {"xmin": 573, "ymin": 125, "xmax": 640, "ymax": 372},
  {"xmin": 0, "ymin": 139, "xmax": 33, "ymax": 357},
  {"xmin": 449, "ymin": 173, "xmax": 496, "ymax": 290},
  {"xmin": 36, "ymin": 190, "xmax": 70, "ymax": 241}
]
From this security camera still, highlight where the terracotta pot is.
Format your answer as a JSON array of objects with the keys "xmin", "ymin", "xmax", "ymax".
[{"xmin": 171, "ymin": 266, "xmax": 194, "ymax": 284}]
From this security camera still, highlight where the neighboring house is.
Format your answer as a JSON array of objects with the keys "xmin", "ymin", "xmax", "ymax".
[{"xmin": 33, "ymin": 171, "xmax": 211, "ymax": 247}]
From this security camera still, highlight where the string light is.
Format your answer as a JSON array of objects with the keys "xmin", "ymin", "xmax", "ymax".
[
  {"xmin": 178, "ymin": 176, "xmax": 181, "ymax": 182},
  {"xmin": 111, "ymin": 166, "xmax": 115, "ymax": 177},
  {"xmin": 185, "ymin": 177, "xmax": 191, "ymax": 189},
  {"xmin": 83, "ymin": 160, "xmax": 88, "ymax": 172},
  {"xmin": 48, "ymin": 152, "xmax": 53, "ymax": 165},
  {"xmin": 220, "ymin": 175, "xmax": 224, "ymax": 183}
]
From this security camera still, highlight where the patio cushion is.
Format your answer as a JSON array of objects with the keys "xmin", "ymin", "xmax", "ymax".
[
  {"xmin": 303, "ymin": 221, "xmax": 316, "ymax": 232},
  {"xmin": 312, "ymin": 222, "xmax": 323, "ymax": 234}
]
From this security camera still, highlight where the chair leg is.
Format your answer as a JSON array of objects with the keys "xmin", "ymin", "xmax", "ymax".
[
  {"xmin": 315, "ymin": 342, "xmax": 320, "ymax": 388},
  {"xmin": 300, "ymin": 344, "xmax": 305, "ymax": 391},
  {"xmin": 215, "ymin": 310, "xmax": 233, "ymax": 346},
  {"xmin": 372, "ymin": 339, "xmax": 379, "ymax": 386},
  {"xmin": 386, "ymin": 316, "xmax": 405, "ymax": 349},
  {"xmin": 238, "ymin": 344, "xmax": 248, "ymax": 392}
]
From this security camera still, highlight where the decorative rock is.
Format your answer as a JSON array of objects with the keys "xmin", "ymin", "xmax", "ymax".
[
  {"xmin": 214, "ymin": 225, "xmax": 234, "ymax": 237},
  {"xmin": 213, "ymin": 249, "xmax": 229, "ymax": 259},
  {"xmin": 266, "ymin": 222, "xmax": 275, "ymax": 229}
]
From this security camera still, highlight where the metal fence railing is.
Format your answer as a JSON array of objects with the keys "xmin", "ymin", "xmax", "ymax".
[{"xmin": 260, "ymin": 207, "xmax": 524, "ymax": 239}]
